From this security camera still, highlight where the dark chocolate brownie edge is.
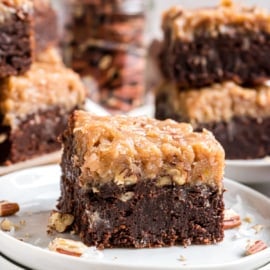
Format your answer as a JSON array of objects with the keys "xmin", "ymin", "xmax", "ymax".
[
  {"xmin": 160, "ymin": 30, "xmax": 270, "ymax": 88},
  {"xmin": 58, "ymin": 175, "xmax": 224, "ymax": 248},
  {"xmin": 0, "ymin": 106, "xmax": 78, "ymax": 165},
  {"xmin": 0, "ymin": 14, "xmax": 33, "ymax": 77}
]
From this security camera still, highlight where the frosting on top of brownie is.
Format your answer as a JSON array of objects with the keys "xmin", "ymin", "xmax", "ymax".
[
  {"xmin": 0, "ymin": 55, "xmax": 86, "ymax": 128},
  {"xmin": 162, "ymin": 0, "xmax": 270, "ymax": 41},
  {"xmin": 0, "ymin": 0, "xmax": 33, "ymax": 23},
  {"xmin": 66, "ymin": 110, "xmax": 224, "ymax": 189},
  {"xmin": 161, "ymin": 81, "xmax": 270, "ymax": 126}
]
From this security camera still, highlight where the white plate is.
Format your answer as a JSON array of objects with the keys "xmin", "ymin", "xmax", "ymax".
[
  {"xmin": 0, "ymin": 151, "xmax": 61, "ymax": 176},
  {"xmin": 1, "ymin": 165, "xmax": 270, "ymax": 270},
  {"xmin": 225, "ymin": 158, "xmax": 270, "ymax": 184}
]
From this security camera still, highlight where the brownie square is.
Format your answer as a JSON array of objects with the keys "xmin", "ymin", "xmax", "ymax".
[{"xmin": 53, "ymin": 110, "xmax": 225, "ymax": 248}]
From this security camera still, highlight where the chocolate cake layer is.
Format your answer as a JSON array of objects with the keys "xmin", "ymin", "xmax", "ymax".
[
  {"xmin": 161, "ymin": 1, "xmax": 270, "ymax": 88},
  {"xmin": 58, "ymin": 176, "xmax": 224, "ymax": 248},
  {"xmin": 0, "ymin": 1, "xmax": 33, "ymax": 77},
  {"xmin": 0, "ymin": 106, "xmax": 76, "ymax": 165},
  {"xmin": 34, "ymin": 0, "xmax": 58, "ymax": 54}
]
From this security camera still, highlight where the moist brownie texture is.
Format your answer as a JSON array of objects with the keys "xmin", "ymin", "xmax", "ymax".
[
  {"xmin": 0, "ymin": 50, "xmax": 86, "ymax": 165},
  {"xmin": 155, "ymin": 81, "xmax": 270, "ymax": 159},
  {"xmin": 160, "ymin": 0, "xmax": 270, "ymax": 88},
  {"xmin": 34, "ymin": 0, "xmax": 58, "ymax": 54},
  {"xmin": 55, "ymin": 110, "xmax": 225, "ymax": 248},
  {"xmin": 0, "ymin": 0, "xmax": 34, "ymax": 77}
]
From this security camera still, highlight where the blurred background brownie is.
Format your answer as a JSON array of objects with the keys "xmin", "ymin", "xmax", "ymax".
[
  {"xmin": 34, "ymin": 0, "xmax": 58, "ymax": 54},
  {"xmin": 0, "ymin": 0, "xmax": 34, "ymax": 77},
  {"xmin": 156, "ymin": 81, "xmax": 270, "ymax": 159},
  {"xmin": 55, "ymin": 110, "xmax": 225, "ymax": 248},
  {"xmin": 0, "ymin": 49, "xmax": 86, "ymax": 165},
  {"xmin": 156, "ymin": 0, "xmax": 270, "ymax": 160},
  {"xmin": 71, "ymin": 2, "xmax": 145, "ymax": 46},
  {"xmin": 62, "ymin": 0, "xmax": 147, "ymax": 112},
  {"xmin": 160, "ymin": 0, "xmax": 270, "ymax": 88}
]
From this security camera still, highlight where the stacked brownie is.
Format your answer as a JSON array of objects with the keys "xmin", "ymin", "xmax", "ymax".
[
  {"xmin": 66, "ymin": 0, "xmax": 146, "ymax": 112},
  {"xmin": 156, "ymin": 0, "xmax": 270, "ymax": 159},
  {"xmin": 51, "ymin": 110, "xmax": 225, "ymax": 248},
  {"xmin": 0, "ymin": 0, "xmax": 86, "ymax": 165}
]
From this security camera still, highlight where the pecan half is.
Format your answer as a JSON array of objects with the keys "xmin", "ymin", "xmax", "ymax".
[
  {"xmin": 223, "ymin": 209, "xmax": 241, "ymax": 229},
  {"xmin": 245, "ymin": 240, "xmax": 268, "ymax": 255},
  {"xmin": 0, "ymin": 201, "xmax": 20, "ymax": 217},
  {"xmin": 48, "ymin": 238, "xmax": 87, "ymax": 257}
]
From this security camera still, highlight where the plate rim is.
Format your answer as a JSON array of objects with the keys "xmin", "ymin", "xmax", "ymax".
[{"xmin": 1, "ymin": 165, "xmax": 270, "ymax": 270}]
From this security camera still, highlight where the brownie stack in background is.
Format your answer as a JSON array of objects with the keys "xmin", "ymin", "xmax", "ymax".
[
  {"xmin": 155, "ymin": 0, "xmax": 270, "ymax": 160},
  {"xmin": 63, "ymin": 0, "xmax": 146, "ymax": 112},
  {"xmin": 0, "ymin": 0, "xmax": 86, "ymax": 166}
]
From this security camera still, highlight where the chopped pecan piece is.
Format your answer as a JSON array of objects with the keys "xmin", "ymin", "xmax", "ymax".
[
  {"xmin": 223, "ymin": 209, "xmax": 241, "ymax": 229},
  {"xmin": 245, "ymin": 240, "xmax": 268, "ymax": 255},
  {"xmin": 48, "ymin": 238, "xmax": 87, "ymax": 257}
]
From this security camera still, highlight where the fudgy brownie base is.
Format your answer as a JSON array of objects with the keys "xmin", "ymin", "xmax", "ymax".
[
  {"xmin": 0, "ymin": 106, "xmax": 76, "ymax": 165},
  {"xmin": 58, "ymin": 145, "xmax": 224, "ymax": 248},
  {"xmin": 160, "ymin": 30, "xmax": 270, "ymax": 88},
  {"xmin": 0, "ymin": 14, "xmax": 33, "ymax": 77},
  {"xmin": 155, "ymin": 96, "xmax": 270, "ymax": 159}
]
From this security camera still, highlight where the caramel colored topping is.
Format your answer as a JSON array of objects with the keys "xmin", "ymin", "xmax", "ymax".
[
  {"xmin": 160, "ymin": 81, "xmax": 270, "ymax": 126},
  {"xmin": 0, "ymin": 54, "xmax": 86, "ymax": 128},
  {"xmin": 65, "ymin": 110, "xmax": 224, "ymax": 189},
  {"xmin": 0, "ymin": 0, "xmax": 33, "ymax": 23},
  {"xmin": 162, "ymin": 1, "xmax": 270, "ymax": 41}
]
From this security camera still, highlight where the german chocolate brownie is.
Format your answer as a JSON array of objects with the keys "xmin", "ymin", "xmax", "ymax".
[
  {"xmin": 0, "ymin": 0, "xmax": 34, "ymax": 77},
  {"xmin": 160, "ymin": 0, "xmax": 270, "ymax": 88},
  {"xmin": 155, "ymin": 81, "xmax": 270, "ymax": 159},
  {"xmin": 54, "ymin": 110, "xmax": 225, "ymax": 248},
  {"xmin": 0, "ymin": 49, "xmax": 86, "ymax": 165},
  {"xmin": 34, "ymin": 0, "xmax": 58, "ymax": 54}
]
